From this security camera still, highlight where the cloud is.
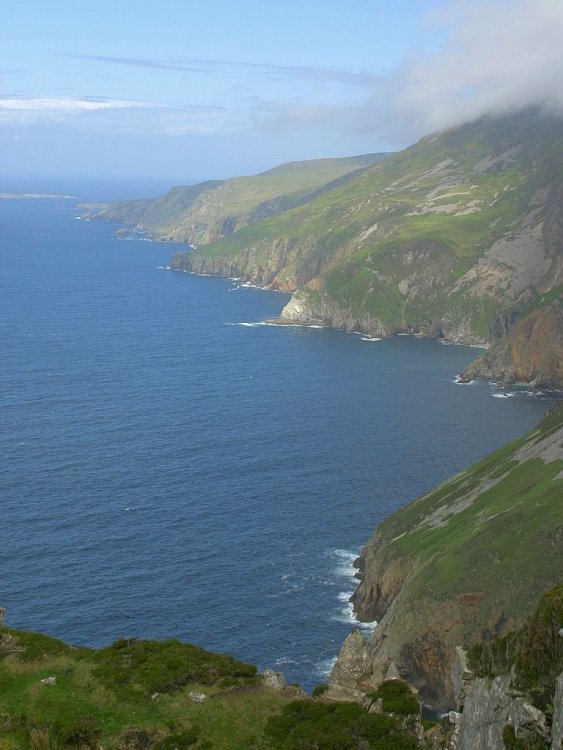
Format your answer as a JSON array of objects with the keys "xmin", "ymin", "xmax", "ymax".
[
  {"xmin": 376, "ymin": 0, "xmax": 563, "ymax": 137},
  {"xmin": 0, "ymin": 95, "xmax": 245, "ymax": 137},
  {"xmin": 0, "ymin": 96, "xmax": 159, "ymax": 112},
  {"xmin": 67, "ymin": 54, "xmax": 377, "ymax": 89},
  {"xmin": 254, "ymin": 0, "xmax": 563, "ymax": 144}
]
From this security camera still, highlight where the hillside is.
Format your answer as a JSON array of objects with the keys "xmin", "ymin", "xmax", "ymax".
[
  {"xmin": 0, "ymin": 618, "xmax": 422, "ymax": 750},
  {"xmin": 84, "ymin": 153, "xmax": 386, "ymax": 245},
  {"xmin": 337, "ymin": 401, "xmax": 563, "ymax": 710},
  {"xmin": 166, "ymin": 108, "xmax": 563, "ymax": 387}
]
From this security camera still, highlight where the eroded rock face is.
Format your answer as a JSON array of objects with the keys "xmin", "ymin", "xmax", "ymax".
[
  {"xmin": 459, "ymin": 675, "xmax": 549, "ymax": 750},
  {"xmin": 260, "ymin": 669, "xmax": 286, "ymax": 690},
  {"xmin": 327, "ymin": 629, "xmax": 373, "ymax": 702},
  {"xmin": 462, "ymin": 299, "xmax": 563, "ymax": 389},
  {"xmin": 552, "ymin": 674, "xmax": 563, "ymax": 750}
]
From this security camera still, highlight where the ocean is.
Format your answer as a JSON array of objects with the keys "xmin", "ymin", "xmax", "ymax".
[{"xmin": 0, "ymin": 192, "xmax": 552, "ymax": 690}]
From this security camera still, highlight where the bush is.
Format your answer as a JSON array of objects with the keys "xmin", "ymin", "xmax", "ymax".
[
  {"xmin": 368, "ymin": 680, "xmax": 420, "ymax": 716},
  {"xmin": 468, "ymin": 586, "xmax": 563, "ymax": 712},
  {"xmin": 92, "ymin": 638, "xmax": 257, "ymax": 695},
  {"xmin": 312, "ymin": 683, "xmax": 328, "ymax": 697},
  {"xmin": 502, "ymin": 724, "xmax": 549, "ymax": 750},
  {"xmin": 59, "ymin": 715, "xmax": 101, "ymax": 747},
  {"xmin": 152, "ymin": 729, "xmax": 200, "ymax": 750},
  {"xmin": 266, "ymin": 700, "xmax": 419, "ymax": 750}
]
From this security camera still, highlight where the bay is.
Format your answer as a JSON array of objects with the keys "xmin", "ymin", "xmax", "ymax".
[{"xmin": 0, "ymin": 195, "xmax": 551, "ymax": 689}]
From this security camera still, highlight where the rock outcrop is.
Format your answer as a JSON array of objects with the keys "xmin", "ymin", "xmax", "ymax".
[
  {"xmin": 330, "ymin": 405, "xmax": 563, "ymax": 709},
  {"xmin": 461, "ymin": 296, "xmax": 563, "ymax": 389}
]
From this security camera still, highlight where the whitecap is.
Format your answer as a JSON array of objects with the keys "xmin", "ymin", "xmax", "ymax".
[
  {"xmin": 316, "ymin": 656, "xmax": 338, "ymax": 678},
  {"xmin": 492, "ymin": 392, "xmax": 514, "ymax": 399},
  {"xmin": 360, "ymin": 336, "xmax": 381, "ymax": 342},
  {"xmin": 225, "ymin": 321, "xmax": 266, "ymax": 328},
  {"xmin": 453, "ymin": 375, "xmax": 474, "ymax": 385},
  {"xmin": 274, "ymin": 656, "xmax": 298, "ymax": 666}
]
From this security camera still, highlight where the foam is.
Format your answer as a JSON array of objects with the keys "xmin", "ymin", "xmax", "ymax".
[
  {"xmin": 225, "ymin": 321, "xmax": 267, "ymax": 328},
  {"xmin": 316, "ymin": 655, "xmax": 338, "ymax": 678},
  {"xmin": 360, "ymin": 336, "xmax": 382, "ymax": 342},
  {"xmin": 453, "ymin": 375, "xmax": 475, "ymax": 385},
  {"xmin": 492, "ymin": 392, "xmax": 514, "ymax": 399}
]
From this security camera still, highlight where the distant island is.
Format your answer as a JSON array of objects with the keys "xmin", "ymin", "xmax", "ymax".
[{"xmin": 0, "ymin": 192, "xmax": 76, "ymax": 199}]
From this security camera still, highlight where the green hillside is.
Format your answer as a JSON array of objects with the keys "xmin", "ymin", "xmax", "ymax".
[
  {"xmin": 86, "ymin": 153, "xmax": 386, "ymax": 245},
  {"xmin": 350, "ymin": 402, "xmax": 563, "ymax": 708},
  {"xmin": 0, "ymin": 628, "xmax": 420, "ymax": 750},
  {"xmin": 164, "ymin": 110, "xmax": 563, "ymax": 386}
]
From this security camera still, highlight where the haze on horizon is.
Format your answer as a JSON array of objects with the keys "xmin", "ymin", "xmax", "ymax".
[{"xmin": 2, "ymin": 0, "xmax": 563, "ymax": 187}]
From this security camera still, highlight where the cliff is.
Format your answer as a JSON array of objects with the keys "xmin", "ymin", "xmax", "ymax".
[
  {"xmin": 168, "ymin": 109, "xmax": 563, "ymax": 386},
  {"xmin": 335, "ymin": 402, "xmax": 563, "ymax": 710},
  {"xmin": 461, "ymin": 291, "xmax": 563, "ymax": 389},
  {"xmin": 84, "ymin": 153, "xmax": 386, "ymax": 245}
]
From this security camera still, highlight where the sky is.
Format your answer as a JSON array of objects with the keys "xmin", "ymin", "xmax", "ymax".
[{"xmin": 2, "ymin": 0, "xmax": 563, "ymax": 187}]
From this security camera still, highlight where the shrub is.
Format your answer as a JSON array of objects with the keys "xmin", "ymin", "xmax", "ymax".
[
  {"xmin": 92, "ymin": 638, "xmax": 257, "ymax": 696},
  {"xmin": 266, "ymin": 700, "xmax": 418, "ymax": 750},
  {"xmin": 502, "ymin": 724, "xmax": 549, "ymax": 750},
  {"xmin": 368, "ymin": 680, "xmax": 420, "ymax": 716},
  {"xmin": 152, "ymin": 729, "xmax": 200, "ymax": 750},
  {"xmin": 312, "ymin": 683, "xmax": 328, "ymax": 697},
  {"xmin": 59, "ymin": 715, "xmax": 101, "ymax": 747}
]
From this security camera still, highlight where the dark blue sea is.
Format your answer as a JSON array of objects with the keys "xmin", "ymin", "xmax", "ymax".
[{"xmin": 0, "ymin": 193, "xmax": 552, "ymax": 690}]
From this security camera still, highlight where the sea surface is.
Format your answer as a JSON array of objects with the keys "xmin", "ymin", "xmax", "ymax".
[{"xmin": 0, "ymin": 194, "xmax": 553, "ymax": 690}]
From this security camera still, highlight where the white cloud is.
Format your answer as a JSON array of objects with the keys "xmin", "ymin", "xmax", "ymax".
[
  {"xmin": 254, "ymin": 0, "xmax": 563, "ymax": 144},
  {"xmin": 378, "ymin": 0, "xmax": 563, "ymax": 137},
  {"xmin": 0, "ymin": 96, "xmax": 160, "ymax": 112}
]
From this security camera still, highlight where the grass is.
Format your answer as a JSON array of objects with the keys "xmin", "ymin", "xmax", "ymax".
[
  {"xmin": 0, "ymin": 632, "xmax": 286, "ymax": 750},
  {"xmin": 353, "ymin": 402, "xmax": 563, "ymax": 687},
  {"xmin": 0, "ymin": 630, "xmax": 426, "ymax": 750}
]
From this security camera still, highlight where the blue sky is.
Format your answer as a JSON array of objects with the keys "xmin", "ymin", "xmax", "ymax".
[{"xmin": 2, "ymin": 0, "xmax": 562, "ymax": 186}]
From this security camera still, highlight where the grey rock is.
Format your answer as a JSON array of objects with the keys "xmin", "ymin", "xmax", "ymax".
[
  {"xmin": 260, "ymin": 669, "xmax": 286, "ymax": 690},
  {"xmin": 451, "ymin": 647, "xmax": 474, "ymax": 711},
  {"xmin": 329, "ymin": 629, "xmax": 372, "ymax": 689},
  {"xmin": 385, "ymin": 661, "xmax": 401, "ymax": 681},
  {"xmin": 40, "ymin": 676, "xmax": 57, "ymax": 686},
  {"xmin": 552, "ymin": 673, "xmax": 563, "ymax": 750},
  {"xmin": 459, "ymin": 675, "xmax": 549, "ymax": 750},
  {"xmin": 188, "ymin": 692, "xmax": 207, "ymax": 703},
  {"xmin": 0, "ymin": 607, "xmax": 4, "ymax": 626}
]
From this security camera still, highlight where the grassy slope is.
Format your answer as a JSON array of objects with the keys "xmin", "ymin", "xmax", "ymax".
[
  {"xmin": 0, "ymin": 631, "xmax": 291, "ymax": 750},
  {"xmin": 352, "ymin": 402, "xmax": 563, "ymax": 706},
  {"xmin": 187, "ymin": 110, "xmax": 563, "ymax": 339},
  {"xmin": 0, "ymin": 630, "xmax": 421, "ymax": 750},
  {"xmin": 373, "ymin": 402, "xmax": 561, "ymax": 612},
  {"xmin": 96, "ymin": 154, "xmax": 386, "ymax": 239}
]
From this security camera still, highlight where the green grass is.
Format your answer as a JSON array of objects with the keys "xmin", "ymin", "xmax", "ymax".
[
  {"xmin": 355, "ymin": 403, "xmax": 563, "ymax": 669},
  {"xmin": 0, "ymin": 631, "xmax": 285, "ymax": 750}
]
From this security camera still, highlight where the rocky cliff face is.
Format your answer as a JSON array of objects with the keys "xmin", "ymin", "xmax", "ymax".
[
  {"xmin": 170, "ymin": 110, "xmax": 563, "ymax": 384},
  {"xmin": 329, "ymin": 404, "xmax": 563, "ymax": 710},
  {"xmin": 170, "ymin": 236, "xmax": 330, "ymax": 291},
  {"xmin": 461, "ymin": 295, "xmax": 563, "ymax": 389},
  {"xmin": 327, "ymin": 587, "xmax": 563, "ymax": 749}
]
